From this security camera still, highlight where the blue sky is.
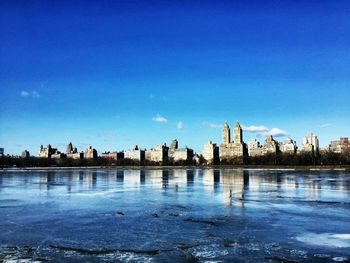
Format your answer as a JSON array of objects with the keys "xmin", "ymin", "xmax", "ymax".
[{"xmin": 0, "ymin": 0, "xmax": 349, "ymax": 155}]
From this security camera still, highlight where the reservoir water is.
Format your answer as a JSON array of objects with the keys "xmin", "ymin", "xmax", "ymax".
[{"xmin": 0, "ymin": 168, "xmax": 349, "ymax": 262}]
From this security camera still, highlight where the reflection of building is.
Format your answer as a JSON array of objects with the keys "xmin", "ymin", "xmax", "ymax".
[
  {"xmin": 38, "ymin": 144, "xmax": 56, "ymax": 158},
  {"xmin": 203, "ymin": 141, "xmax": 219, "ymax": 164},
  {"xmin": 124, "ymin": 145, "xmax": 145, "ymax": 161},
  {"xmin": 301, "ymin": 133, "xmax": 319, "ymax": 155},
  {"xmin": 21, "ymin": 150, "xmax": 30, "ymax": 158},
  {"xmin": 145, "ymin": 144, "xmax": 168, "ymax": 162},
  {"xmin": 280, "ymin": 138, "xmax": 297, "ymax": 154},
  {"xmin": 220, "ymin": 169, "xmax": 245, "ymax": 207},
  {"xmin": 101, "ymin": 151, "xmax": 124, "ymax": 160},
  {"xmin": 66, "ymin": 142, "xmax": 83, "ymax": 159},
  {"xmin": 219, "ymin": 121, "xmax": 247, "ymax": 162},
  {"xmin": 84, "ymin": 146, "xmax": 97, "ymax": 159},
  {"xmin": 329, "ymin": 137, "xmax": 350, "ymax": 153}
]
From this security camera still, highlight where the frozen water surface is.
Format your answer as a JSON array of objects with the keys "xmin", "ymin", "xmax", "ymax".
[{"xmin": 0, "ymin": 168, "xmax": 349, "ymax": 262}]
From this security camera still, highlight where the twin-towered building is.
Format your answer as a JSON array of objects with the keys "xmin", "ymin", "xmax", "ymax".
[
  {"xmin": 219, "ymin": 121, "xmax": 247, "ymax": 162},
  {"xmin": 203, "ymin": 120, "xmax": 324, "ymax": 164}
]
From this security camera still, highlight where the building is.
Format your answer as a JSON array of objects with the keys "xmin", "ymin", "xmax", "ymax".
[
  {"xmin": 21, "ymin": 150, "xmax": 30, "ymax": 158},
  {"xmin": 124, "ymin": 145, "xmax": 145, "ymax": 162},
  {"xmin": 219, "ymin": 121, "xmax": 247, "ymax": 162},
  {"xmin": 173, "ymin": 147, "xmax": 194, "ymax": 162},
  {"xmin": 329, "ymin": 137, "xmax": 350, "ymax": 153},
  {"xmin": 262, "ymin": 135, "xmax": 279, "ymax": 154},
  {"xmin": 101, "ymin": 151, "xmax": 124, "ymax": 160},
  {"xmin": 0, "ymin": 148, "xmax": 4, "ymax": 157},
  {"xmin": 193, "ymin": 153, "xmax": 201, "ymax": 164},
  {"xmin": 248, "ymin": 139, "xmax": 263, "ymax": 157},
  {"xmin": 203, "ymin": 141, "xmax": 219, "ymax": 164},
  {"xmin": 66, "ymin": 142, "xmax": 84, "ymax": 159},
  {"xmin": 51, "ymin": 150, "xmax": 65, "ymax": 159},
  {"xmin": 145, "ymin": 144, "xmax": 168, "ymax": 162},
  {"xmin": 168, "ymin": 139, "xmax": 194, "ymax": 162},
  {"xmin": 280, "ymin": 138, "xmax": 297, "ymax": 154},
  {"xmin": 84, "ymin": 146, "xmax": 97, "ymax": 159},
  {"xmin": 248, "ymin": 136, "xmax": 280, "ymax": 156},
  {"xmin": 168, "ymin": 139, "xmax": 178, "ymax": 157},
  {"xmin": 301, "ymin": 133, "xmax": 319, "ymax": 155},
  {"xmin": 38, "ymin": 144, "xmax": 57, "ymax": 158}
]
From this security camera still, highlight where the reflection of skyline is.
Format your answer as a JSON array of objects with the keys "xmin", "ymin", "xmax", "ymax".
[{"xmin": 0, "ymin": 169, "xmax": 349, "ymax": 203}]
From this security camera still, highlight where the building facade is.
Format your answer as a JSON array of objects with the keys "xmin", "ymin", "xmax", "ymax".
[
  {"xmin": 38, "ymin": 144, "xmax": 57, "ymax": 158},
  {"xmin": 248, "ymin": 139, "xmax": 263, "ymax": 157},
  {"xmin": 21, "ymin": 150, "xmax": 30, "ymax": 158},
  {"xmin": 262, "ymin": 135, "xmax": 279, "ymax": 154},
  {"xmin": 173, "ymin": 147, "xmax": 194, "ymax": 162},
  {"xmin": 101, "ymin": 151, "xmax": 124, "ymax": 160},
  {"xmin": 301, "ymin": 133, "xmax": 319, "ymax": 155},
  {"xmin": 124, "ymin": 145, "xmax": 145, "ymax": 162},
  {"xmin": 329, "ymin": 137, "xmax": 350, "ymax": 153},
  {"xmin": 280, "ymin": 138, "xmax": 297, "ymax": 154},
  {"xmin": 219, "ymin": 121, "xmax": 247, "ymax": 162},
  {"xmin": 66, "ymin": 142, "xmax": 83, "ymax": 159},
  {"xmin": 51, "ymin": 150, "xmax": 65, "ymax": 159},
  {"xmin": 145, "ymin": 144, "xmax": 168, "ymax": 163},
  {"xmin": 84, "ymin": 146, "xmax": 97, "ymax": 159},
  {"xmin": 248, "ymin": 135, "xmax": 280, "ymax": 156},
  {"xmin": 203, "ymin": 140, "xmax": 219, "ymax": 164}
]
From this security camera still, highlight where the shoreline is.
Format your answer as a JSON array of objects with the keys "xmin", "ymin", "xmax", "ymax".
[{"xmin": 1, "ymin": 165, "xmax": 349, "ymax": 171}]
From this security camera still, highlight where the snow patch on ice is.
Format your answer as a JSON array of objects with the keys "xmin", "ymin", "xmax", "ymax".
[{"xmin": 296, "ymin": 233, "xmax": 350, "ymax": 248}]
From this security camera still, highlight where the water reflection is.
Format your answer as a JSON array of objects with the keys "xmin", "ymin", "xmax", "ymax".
[{"xmin": 0, "ymin": 169, "xmax": 349, "ymax": 204}]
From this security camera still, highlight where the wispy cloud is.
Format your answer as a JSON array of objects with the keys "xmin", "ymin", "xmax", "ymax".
[
  {"xmin": 177, "ymin": 121, "xmax": 184, "ymax": 129},
  {"xmin": 266, "ymin": 128, "xmax": 288, "ymax": 137},
  {"xmin": 20, "ymin": 90, "xmax": 29, "ymax": 97},
  {"xmin": 318, "ymin": 123, "xmax": 332, "ymax": 128},
  {"xmin": 152, "ymin": 114, "xmax": 168, "ymax": 123},
  {"xmin": 243, "ymin": 124, "xmax": 288, "ymax": 137},
  {"xmin": 202, "ymin": 121, "xmax": 223, "ymax": 128},
  {"xmin": 242, "ymin": 125, "xmax": 269, "ymax": 133},
  {"xmin": 32, "ymin": 90, "xmax": 40, "ymax": 98},
  {"xmin": 20, "ymin": 90, "xmax": 40, "ymax": 98}
]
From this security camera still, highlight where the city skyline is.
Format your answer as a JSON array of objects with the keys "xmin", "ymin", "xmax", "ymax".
[{"xmin": 1, "ymin": 0, "xmax": 349, "ymax": 155}]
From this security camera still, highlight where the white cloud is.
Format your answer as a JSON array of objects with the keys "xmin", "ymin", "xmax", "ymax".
[
  {"xmin": 31, "ymin": 90, "xmax": 40, "ymax": 98},
  {"xmin": 266, "ymin": 128, "xmax": 288, "ymax": 137},
  {"xmin": 202, "ymin": 121, "xmax": 223, "ymax": 128},
  {"xmin": 20, "ymin": 90, "xmax": 29, "ymax": 97},
  {"xmin": 20, "ymin": 90, "xmax": 40, "ymax": 98},
  {"xmin": 177, "ymin": 121, "xmax": 184, "ymax": 129},
  {"xmin": 318, "ymin": 123, "xmax": 332, "ymax": 128},
  {"xmin": 242, "ymin": 125, "xmax": 269, "ymax": 133},
  {"xmin": 152, "ymin": 114, "xmax": 168, "ymax": 123},
  {"xmin": 242, "ymin": 124, "xmax": 288, "ymax": 137}
]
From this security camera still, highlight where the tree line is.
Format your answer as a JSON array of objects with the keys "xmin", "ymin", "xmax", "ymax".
[{"xmin": 0, "ymin": 150, "xmax": 349, "ymax": 168}]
